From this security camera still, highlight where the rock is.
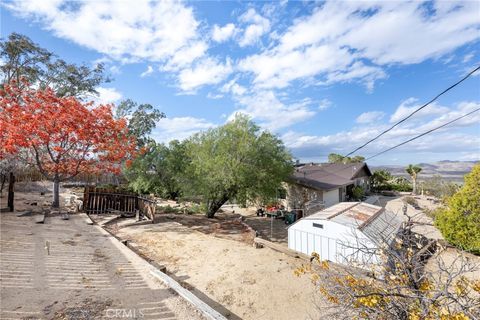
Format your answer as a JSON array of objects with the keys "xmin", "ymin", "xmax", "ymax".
[
  {"xmin": 254, "ymin": 242, "xmax": 264, "ymax": 249},
  {"xmin": 17, "ymin": 211, "xmax": 33, "ymax": 217}
]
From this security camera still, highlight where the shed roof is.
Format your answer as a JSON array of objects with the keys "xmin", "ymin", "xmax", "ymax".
[
  {"xmin": 290, "ymin": 162, "xmax": 372, "ymax": 191},
  {"xmin": 304, "ymin": 202, "xmax": 403, "ymax": 243}
]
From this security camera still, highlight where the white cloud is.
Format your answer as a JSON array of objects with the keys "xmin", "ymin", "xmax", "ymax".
[
  {"xmin": 161, "ymin": 41, "xmax": 208, "ymax": 72},
  {"xmin": 281, "ymin": 100, "xmax": 480, "ymax": 160},
  {"xmin": 5, "ymin": 0, "xmax": 206, "ymax": 64},
  {"xmin": 230, "ymin": 90, "xmax": 316, "ymax": 131},
  {"xmin": 221, "ymin": 79, "xmax": 247, "ymax": 96},
  {"xmin": 389, "ymin": 98, "xmax": 450, "ymax": 123},
  {"xmin": 463, "ymin": 53, "xmax": 474, "ymax": 63},
  {"xmin": 140, "ymin": 65, "xmax": 154, "ymax": 78},
  {"xmin": 151, "ymin": 117, "xmax": 216, "ymax": 143},
  {"xmin": 109, "ymin": 65, "xmax": 121, "ymax": 75},
  {"xmin": 92, "ymin": 87, "xmax": 123, "ymax": 105},
  {"xmin": 240, "ymin": 1, "xmax": 480, "ymax": 90},
  {"xmin": 177, "ymin": 58, "xmax": 232, "ymax": 93},
  {"xmin": 212, "ymin": 23, "xmax": 236, "ymax": 42},
  {"xmin": 356, "ymin": 111, "xmax": 385, "ymax": 124},
  {"xmin": 238, "ymin": 8, "xmax": 270, "ymax": 47},
  {"xmin": 318, "ymin": 99, "xmax": 332, "ymax": 111}
]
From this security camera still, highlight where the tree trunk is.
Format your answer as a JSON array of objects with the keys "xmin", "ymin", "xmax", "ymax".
[
  {"xmin": 0, "ymin": 174, "xmax": 6, "ymax": 195},
  {"xmin": 7, "ymin": 172, "xmax": 15, "ymax": 212},
  {"xmin": 412, "ymin": 174, "xmax": 417, "ymax": 195},
  {"xmin": 52, "ymin": 176, "xmax": 60, "ymax": 208},
  {"xmin": 206, "ymin": 194, "xmax": 229, "ymax": 218}
]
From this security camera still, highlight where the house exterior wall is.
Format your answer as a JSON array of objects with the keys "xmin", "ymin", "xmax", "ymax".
[
  {"xmin": 352, "ymin": 167, "xmax": 371, "ymax": 191},
  {"xmin": 288, "ymin": 219, "xmax": 380, "ymax": 266},
  {"xmin": 285, "ymin": 183, "xmax": 323, "ymax": 209},
  {"xmin": 354, "ymin": 176, "xmax": 370, "ymax": 190}
]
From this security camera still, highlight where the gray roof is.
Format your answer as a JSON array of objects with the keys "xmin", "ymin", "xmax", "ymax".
[
  {"xmin": 290, "ymin": 162, "xmax": 372, "ymax": 191},
  {"xmin": 305, "ymin": 202, "xmax": 404, "ymax": 244}
]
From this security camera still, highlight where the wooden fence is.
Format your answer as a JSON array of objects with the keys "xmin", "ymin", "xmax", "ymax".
[{"xmin": 83, "ymin": 187, "xmax": 156, "ymax": 223}]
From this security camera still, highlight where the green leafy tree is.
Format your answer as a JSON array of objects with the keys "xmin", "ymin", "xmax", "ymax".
[
  {"xmin": 115, "ymin": 99, "xmax": 165, "ymax": 147},
  {"xmin": 125, "ymin": 141, "xmax": 188, "ymax": 199},
  {"xmin": 405, "ymin": 164, "xmax": 422, "ymax": 195},
  {"xmin": 351, "ymin": 185, "xmax": 365, "ymax": 200},
  {"xmin": 328, "ymin": 153, "xmax": 365, "ymax": 164},
  {"xmin": 184, "ymin": 114, "xmax": 293, "ymax": 218},
  {"xmin": 1, "ymin": 33, "xmax": 108, "ymax": 97},
  {"xmin": 435, "ymin": 164, "xmax": 480, "ymax": 254},
  {"xmin": 371, "ymin": 169, "xmax": 392, "ymax": 190}
]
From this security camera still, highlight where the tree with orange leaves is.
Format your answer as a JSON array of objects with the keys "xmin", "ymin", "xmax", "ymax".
[{"xmin": 0, "ymin": 82, "xmax": 135, "ymax": 207}]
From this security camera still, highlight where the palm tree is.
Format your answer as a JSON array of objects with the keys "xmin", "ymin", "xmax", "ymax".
[{"xmin": 405, "ymin": 164, "xmax": 422, "ymax": 195}]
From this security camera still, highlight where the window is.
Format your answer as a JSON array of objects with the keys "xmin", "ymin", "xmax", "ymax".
[{"xmin": 313, "ymin": 223, "xmax": 323, "ymax": 229}]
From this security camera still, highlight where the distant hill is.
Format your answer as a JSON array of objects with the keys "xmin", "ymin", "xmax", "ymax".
[{"xmin": 372, "ymin": 160, "xmax": 478, "ymax": 183}]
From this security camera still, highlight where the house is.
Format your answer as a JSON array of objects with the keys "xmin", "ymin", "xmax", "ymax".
[
  {"xmin": 287, "ymin": 202, "xmax": 403, "ymax": 267},
  {"xmin": 285, "ymin": 162, "xmax": 372, "ymax": 210}
]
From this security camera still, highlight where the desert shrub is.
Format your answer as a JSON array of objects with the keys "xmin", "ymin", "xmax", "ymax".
[
  {"xmin": 435, "ymin": 164, "xmax": 480, "ymax": 254},
  {"xmin": 420, "ymin": 175, "xmax": 460, "ymax": 200},
  {"xmin": 157, "ymin": 205, "xmax": 180, "ymax": 214},
  {"xmin": 403, "ymin": 196, "xmax": 418, "ymax": 207}
]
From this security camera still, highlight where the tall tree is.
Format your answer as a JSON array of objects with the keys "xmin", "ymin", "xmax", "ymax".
[
  {"xmin": 328, "ymin": 153, "xmax": 365, "ymax": 164},
  {"xmin": 1, "ymin": 33, "xmax": 109, "ymax": 98},
  {"xmin": 1, "ymin": 33, "xmax": 110, "ymax": 209},
  {"xmin": 115, "ymin": 99, "xmax": 165, "ymax": 147},
  {"xmin": 405, "ymin": 164, "xmax": 422, "ymax": 195},
  {"xmin": 125, "ymin": 140, "xmax": 188, "ymax": 199},
  {"xmin": 185, "ymin": 114, "xmax": 293, "ymax": 218},
  {"xmin": 0, "ymin": 83, "xmax": 135, "ymax": 207}
]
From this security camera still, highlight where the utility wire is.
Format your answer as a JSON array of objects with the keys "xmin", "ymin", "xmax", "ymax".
[
  {"xmin": 366, "ymin": 107, "xmax": 480, "ymax": 161},
  {"xmin": 301, "ymin": 107, "xmax": 480, "ymax": 177},
  {"xmin": 345, "ymin": 65, "xmax": 480, "ymax": 157}
]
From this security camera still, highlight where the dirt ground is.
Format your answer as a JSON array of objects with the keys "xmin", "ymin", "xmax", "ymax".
[
  {"xmin": 115, "ymin": 219, "xmax": 329, "ymax": 320},
  {"xmin": 1, "ymin": 188, "xmax": 206, "ymax": 320}
]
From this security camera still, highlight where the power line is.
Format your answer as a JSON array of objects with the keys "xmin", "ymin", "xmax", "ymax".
[
  {"xmin": 301, "ymin": 107, "xmax": 480, "ymax": 177},
  {"xmin": 345, "ymin": 65, "xmax": 480, "ymax": 157},
  {"xmin": 366, "ymin": 107, "xmax": 480, "ymax": 161}
]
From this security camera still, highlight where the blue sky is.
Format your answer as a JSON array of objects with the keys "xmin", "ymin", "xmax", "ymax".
[{"xmin": 2, "ymin": 0, "xmax": 479, "ymax": 165}]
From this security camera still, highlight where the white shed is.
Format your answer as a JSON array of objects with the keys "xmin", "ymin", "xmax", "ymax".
[{"xmin": 288, "ymin": 202, "xmax": 403, "ymax": 267}]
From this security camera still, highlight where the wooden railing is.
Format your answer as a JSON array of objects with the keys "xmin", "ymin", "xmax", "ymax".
[{"xmin": 83, "ymin": 187, "xmax": 156, "ymax": 223}]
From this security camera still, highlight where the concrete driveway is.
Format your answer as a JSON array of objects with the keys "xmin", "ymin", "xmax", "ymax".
[{"xmin": 0, "ymin": 212, "xmax": 204, "ymax": 320}]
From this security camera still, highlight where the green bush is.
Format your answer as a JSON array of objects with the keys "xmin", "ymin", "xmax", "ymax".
[
  {"xmin": 390, "ymin": 183, "xmax": 412, "ymax": 192},
  {"xmin": 435, "ymin": 164, "xmax": 480, "ymax": 254},
  {"xmin": 351, "ymin": 186, "xmax": 365, "ymax": 201}
]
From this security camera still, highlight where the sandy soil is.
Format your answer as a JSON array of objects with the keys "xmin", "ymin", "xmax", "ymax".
[{"xmin": 116, "ymin": 219, "xmax": 329, "ymax": 320}]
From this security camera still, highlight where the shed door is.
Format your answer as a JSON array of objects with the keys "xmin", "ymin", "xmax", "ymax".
[{"xmin": 323, "ymin": 189, "xmax": 339, "ymax": 207}]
